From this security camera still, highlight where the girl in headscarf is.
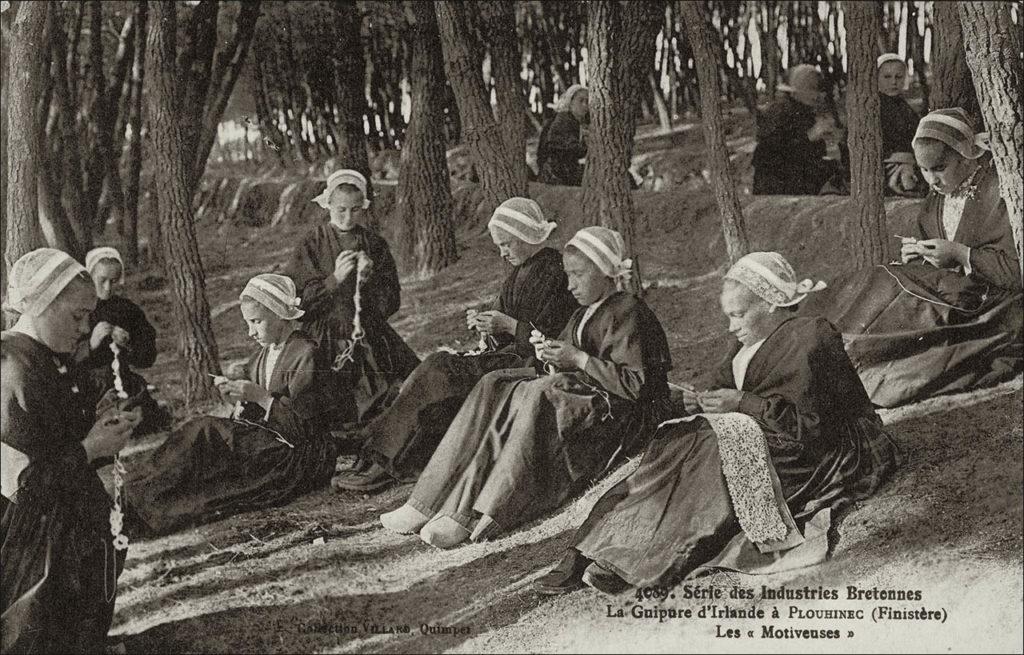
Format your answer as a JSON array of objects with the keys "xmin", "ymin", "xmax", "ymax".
[
  {"xmin": 286, "ymin": 169, "xmax": 419, "ymax": 424},
  {"xmin": 2, "ymin": 248, "xmax": 142, "ymax": 653},
  {"xmin": 74, "ymin": 246, "xmax": 169, "ymax": 434},
  {"xmin": 535, "ymin": 252, "xmax": 900, "ymax": 595},
  {"xmin": 877, "ymin": 54, "xmax": 926, "ymax": 197},
  {"xmin": 536, "ymin": 84, "xmax": 589, "ymax": 186},
  {"xmin": 125, "ymin": 274, "xmax": 346, "ymax": 535},
  {"xmin": 804, "ymin": 107, "xmax": 1022, "ymax": 407},
  {"xmin": 380, "ymin": 227, "xmax": 673, "ymax": 548},
  {"xmin": 332, "ymin": 198, "xmax": 579, "ymax": 493}
]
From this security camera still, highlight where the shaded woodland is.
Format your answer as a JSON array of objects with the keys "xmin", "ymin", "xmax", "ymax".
[{"xmin": 2, "ymin": 0, "xmax": 1021, "ymax": 406}]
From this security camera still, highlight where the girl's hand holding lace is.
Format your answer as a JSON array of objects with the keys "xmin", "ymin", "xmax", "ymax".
[
  {"xmin": 536, "ymin": 339, "xmax": 587, "ymax": 370},
  {"xmin": 698, "ymin": 388, "xmax": 744, "ymax": 414}
]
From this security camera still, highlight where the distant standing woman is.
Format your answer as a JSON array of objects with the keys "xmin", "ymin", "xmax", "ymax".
[
  {"xmin": 536, "ymin": 84, "xmax": 589, "ymax": 186},
  {"xmin": 2, "ymin": 248, "xmax": 141, "ymax": 653}
]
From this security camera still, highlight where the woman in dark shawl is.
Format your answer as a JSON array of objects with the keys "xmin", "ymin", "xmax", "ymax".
[
  {"xmin": 2, "ymin": 248, "xmax": 141, "ymax": 653},
  {"xmin": 536, "ymin": 85, "xmax": 589, "ymax": 186},
  {"xmin": 380, "ymin": 227, "xmax": 673, "ymax": 549},
  {"xmin": 285, "ymin": 169, "xmax": 419, "ymax": 423},
  {"xmin": 803, "ymin": 108, "xmax": 1022, "ymax": 407},
  {"xmin": 535, "ymin": 252, "xmax": 900, "ymax": 595},
  {"xmin": 73, "ymin": 246, "xmax": 170, "ymax": 435},
  {"xmin": 332, "ymin": 198, "xmax": 579, "ymax": 492},
  {"xmin": 125, "ymin": 275, "xmax": 347, "ymax": 535},
  {"xmin": 752, "ymin": 65, "xmax": 843, "ymax": 196}
]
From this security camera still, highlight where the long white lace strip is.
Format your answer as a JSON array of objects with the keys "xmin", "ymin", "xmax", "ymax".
[{"xmin": 659, "ymin": 412, "xmax": 788, "ymax": 544}]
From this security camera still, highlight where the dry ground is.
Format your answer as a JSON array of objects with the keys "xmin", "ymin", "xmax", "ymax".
[{"xmin": 105, "ymin": 127, "xmax": 1023, "ymax": 653}]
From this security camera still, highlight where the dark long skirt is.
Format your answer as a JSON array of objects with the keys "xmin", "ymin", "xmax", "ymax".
[
  {"xmin": 808, "ymin": 263, "xmax": 1023, "ymax": 407},
  {"xmin": 2, "ymin": 458, "xmax": 124, "ymax": 654},
  {"xmin": 362, "ymin": 350, "xmax": 523, "ymax": 476},
  {"xmin": 126, "ymin": 416, "xmax": 337, "ymax": 535}
]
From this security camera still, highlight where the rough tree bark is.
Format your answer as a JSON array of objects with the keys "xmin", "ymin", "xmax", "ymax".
[
  {"xmin": 476, "ymin": 0, "xmax": 528, "ymax": 173},
  {"xmin": 931, "ymin": 1, "xmax": 979, "ymax": 121},
  {"xmin": 395, "ymin": 1, "xmax": 459, "ymax": 279},
  {"xmin": 580, "ymin": 0, "xmax": 661, "ymax": 255},
  {"xmin": 435, "ymin": 0, "xmax": 527, "ymax": 217},
  {"xmin": 843, "ymin": 1, "xmax": 887, "ymax": 268},
  {"xmin": 121, "ymin": 0, "xmax": 148, "ymax": 268},
  {"xmin": 959, "ymin": 1, "xmax": 1024, "ymax": 281},
  {"xmin": 4, "ymin": 1, "xmax": 48, "ymax": 283},
  {"xmin": 145, "ymin": 0, "xmax": 221, "ymax": 406},
  {"xmin": 331, "ymin": 3, "xmax": 372, "ymax": 182},
  {"xmin": 680, "ymin": 1, "xmax": 749, "ymax": 265}
]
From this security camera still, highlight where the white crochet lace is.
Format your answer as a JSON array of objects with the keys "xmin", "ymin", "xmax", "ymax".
[{"xmin": 659, "ymin": 412, "xmax": 788, "ymax": 544}]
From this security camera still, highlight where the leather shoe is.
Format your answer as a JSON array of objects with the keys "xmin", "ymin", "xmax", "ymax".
[
  {"xmin": 533, "ymin": 549, "xmax": 591, "ymax": 595},
  {"xmin": 582, "ymin": 562, "xmax": 631, "ymax": 596},
  {"xmin": 331, "ymin": 461, "xmax": 395, "ymax": 493}
]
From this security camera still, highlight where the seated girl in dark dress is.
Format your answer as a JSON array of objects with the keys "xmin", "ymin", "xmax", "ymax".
[
  {"xmin": 125, "ymin": 274, "xmax": 346, "ymax": 535},
  {"xmin": 535, "ymin": 252, "xmax": 900, "ymax": 595},
  {"xmin": 536, "ymin": 84, "xmax": 589, "ymax": 186},
  {"xmin": 803, "ymin": 108, "xmax": 1022, "ymax": 407},
  {"xmin": 380, "ymin": 227, "xmax": 673, "ymax": 549},
  {"xmin": 74, "ymin": 246, "xmax": 170, "ymax": 434},
  {"xmin": 877, "ymin": 54, "xmax": 926, "ymax": 197}
]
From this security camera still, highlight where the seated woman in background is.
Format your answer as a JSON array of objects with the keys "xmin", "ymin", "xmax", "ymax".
[
  {"xmin": 535, "ymin": 252, "xmax": 900, "ymax": 595},
  {"xmin": 286, "ymin": 169, "xmax": 419, "ymax": 424},
  {"xmin": 536, "ymin": 84, "xmax": 589, "ymax": 186},
  {"xmin": 3, "ymin": 248, "xmax": 141, "ymax": 652},
  {"xmin": 804, "ymin": 108, "xmax": 1022, "ymax": 407},
  {"xmin": 74, "ymin": 246, "xmax": 170, "ymax": 434},
  {"xmin": 752, "ymin": 64, "xmax": 843, "ymax": 195},
  {"xmin": 332, "ymin": 198, "xmax": 578, "ymax": 493},
  {"xmin": 125, "ymin": 274, "xmax": 347, "ymax": 535},
  {"xmin": 380, "ymin": 227, "xmax": 673, "ymax": 549},
  {"xmin": 877, "ymin": 54, "xmax": 926, "ymax": 197}
]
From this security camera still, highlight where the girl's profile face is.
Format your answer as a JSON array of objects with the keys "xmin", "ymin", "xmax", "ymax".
[
  {"xmin": 563, "ymin": 250, "xmax": 614, "ymax": 306},
  {"xmin": 328, "ymin": 186, "xmax": 366, "ymax": 231},
  {"xmin": 241, "ymin": 300, "xmax": 288, "ymax": 346},
  {"xmin": 914, "ymin": 139, "xmax": 972, "ymax": 195}
]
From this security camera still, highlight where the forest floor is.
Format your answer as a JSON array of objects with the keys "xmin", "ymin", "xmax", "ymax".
[{"xmin": 106, "ymin": 120, "xmax": 1023, "ymax": 653}]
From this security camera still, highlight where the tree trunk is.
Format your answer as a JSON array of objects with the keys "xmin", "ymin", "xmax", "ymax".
[
  {"xmin": 580, "ymin": 0, "xmax": 661, "ymax": 256},
  {"xmin": 121, "ymin": 0, "xmax": 148, "ymax": 268},
  {"xmin": 931, "ymin": 1, "xmax": 979, "ymax": 121},
  {"xmin": 145, "ymin": 0, "xmax": 221, "ymax": 406},
  {"xmin": 395, "ymin": 0, "xmax": 459, "ymax": 279},
  {"xmin": 843, "ymin": 1, "xmax": 887, "ymax": 268},
  {"xmin": 477, "ymin": 0, "xmax": 528, "ymax": 178},
  {"xmin": 680, "ymin": 1, "xmax": 749, "ymax": 265},
  {"xmin": 4, "ymin": 1, "xmax": 48, "ymax": 284},
  {"xmin": 435, "ymin": 0, "xmax": 526, "ymax": 217},
  {"xmin": 959, "ymin": 2, "xmax": 1023, "ymax": 281}
]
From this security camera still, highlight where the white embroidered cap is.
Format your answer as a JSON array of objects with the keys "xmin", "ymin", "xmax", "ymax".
[
  {"xmin": 85, "ymin": 246, "xmax": 125, "ymax": 280},
  {"xmin": 724, "ymin": 251, "xmax": 826, "ymax": 307},
  {"xmin": 913, "ymin": 107, "xmax": 990, "ymax": 160},
  {"xmin": 4, "ymin": 248, "xmax": 89, "ymax": 317},
  {"xmin": 566, "ymin": 226, "xmax": 633, "ymax": 286},
  {"xmin": 312, "ymin": 169, "xmax": 371, "ymax": 210},
  {"xmin": 240, "ymin": 273, "xmax": 305, "ymax": 320},
  {"xmin": 488, "ymin": 197, "xmax": 557, "ymax": 245}
]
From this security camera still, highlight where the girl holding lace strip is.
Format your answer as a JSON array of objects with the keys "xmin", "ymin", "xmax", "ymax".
[
  {"xmin": 285, "ymin": 169, "xmax": 419, "ymax": 424},
  {"xmin": 535, "ymin": 252, "xmax": 900, "ymax": 596},
  {"xmin": 804, "ymin": 107, "xmax": 1022, "ymax": 407},
  {"xmin": 2, "ymin": 248, "xmax": 142, "ymax": 653},
  {"xmin": 74, "ymin": 246, "xmax": 170, "ymax": 435},
  {"xmin": 124, "ymin": 274, "xmax": 346, "ymax": 535},
  {"xmin": 380, "ymin": 226, "xmax": 673, "ymax": 549}
]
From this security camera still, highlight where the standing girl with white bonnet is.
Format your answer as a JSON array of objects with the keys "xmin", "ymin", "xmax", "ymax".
[
  {"xmin": 381, "ymin": 226, "xmax": 673, "ymax": 549},
  {"xmin": 536, "ymin": 83, "xmax": 589, "ymax": 186},
  {"xmin": 804, "ymin": 106, "xmax": 1021, "ymax": 407},
  {"xmin": 74, "ymin": 245, "xmax": 168, "ymax": 434},
  {"xmin": 285, "ymin": 168, "xmax": 419, "ymax": 424},
  {"xmin": 125, "ymin": 273, "xmax": 347, "ymax": 535},
  {"xmin": 2, "ymin": 248, "xmax": 142, "ymax": 652},
  {"xmin": 535, "ymin": 251, "xmax": 899, "ymax": 596}
]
